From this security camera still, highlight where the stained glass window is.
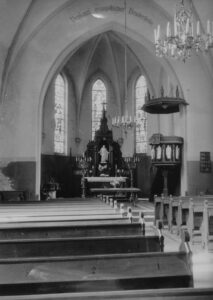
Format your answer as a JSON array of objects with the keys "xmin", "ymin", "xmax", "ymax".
[
  {"xmin": 54, "ymin": 74, "xmax": 66, "ymax": 154},
  {"xmin": 92, "ymin": 79, "xmax": 106, "ymax": 139},
  {"xmin": 135, "ymin": 75, "xmax": 147, "ymax": 153}
]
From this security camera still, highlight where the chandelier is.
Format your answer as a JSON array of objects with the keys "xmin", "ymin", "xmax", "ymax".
[
  {"xmin": 112, "ymin": 0, "xmax": 136, "ymax": 133},
  {"xmin": 154, "ymin": 0, "xmax": 213, "ymax": 62}
]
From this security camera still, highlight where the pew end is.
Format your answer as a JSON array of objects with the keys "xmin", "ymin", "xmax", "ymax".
[
  {"xmin": 201, "ymin": 200, "xmax": 213, "ymax": 251},
  {"xmin": 154, "ymin": 195, "xmax": 163, "ymax": 226},
  {"xmin": 179, "ymin": 229, "xmax": 192, "ymax": 253},
  {"xmin": 156, "ymin": 220, "xmax": 164, "ymax": 252},
  {"xmin": 168, "ymin": 196, "xmax": 179, "ymax": 234}
]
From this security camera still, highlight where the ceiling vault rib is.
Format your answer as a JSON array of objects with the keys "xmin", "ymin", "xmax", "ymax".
[
  {"xmin": 0, "ymin": 0, "xmax": 34, "ymax": 103},
  {"xmin": 78, "ymin": 35, "xmax": 103, "ymax": 99},
  {"xmin": 104, "ymin": 33, "xmax": 122, "ymax": 113},
  {"xmin": 77, "ymin": 34, "xmax": 103, "ymax": 120},
  {"xmin": 0, "ymin": 0, "xmax": 74, "ymax": 103}
]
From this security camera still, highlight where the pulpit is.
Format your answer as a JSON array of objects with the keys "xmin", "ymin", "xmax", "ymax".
[
  {"xmin": 142, "ymin": 86, "xmax": 187, "ymax": 197},
  {"xmin": 149, "ymin": 134, "xmax": 183, "ymax": 196}
]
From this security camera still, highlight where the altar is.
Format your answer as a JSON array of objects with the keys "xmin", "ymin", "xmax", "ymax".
[
  {"xmin": 85, "ymin": 108, "xmax": 125, "ymax": 177},
  {"xmin": 84, "ymin": 177, "xmax": 127, "ymax": 196},
  {"xmin": 85, "ymin": 177, "xmax": 127, "ymax": 183},
  {"xmin": 80, "ymin": 108, "xmax": 130, "ymax": 198},
  {"xmin": 90, "ymin": 187, "xmax": 141, "ymax": 205}
]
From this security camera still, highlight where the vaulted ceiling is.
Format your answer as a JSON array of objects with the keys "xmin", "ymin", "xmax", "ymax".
[
  {"xmin": 1, "ymin": 0, "xmax": 213, "ymax": 102},
  {"xmin": 1, "ymin": 0, "xmax": 213, "ymax": 73},
  {"xmin": 64, "ymin": 31, "xmax": 141, "ymax": 103}
]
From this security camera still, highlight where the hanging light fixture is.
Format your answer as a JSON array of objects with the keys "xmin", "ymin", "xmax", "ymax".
[
  {"xmin": 154, "ymin": 0, "xmax": 213, "ymax": 62},
  {"xmin": 112, "ymin": 0, "xmax": 137, "ymax": 133}
]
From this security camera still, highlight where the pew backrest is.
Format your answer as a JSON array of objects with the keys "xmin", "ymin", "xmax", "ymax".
[
  {"xmin": 0, "ymin": 223, "xmax": 144, "ymax": 239},
  {"xmin": 0, "ymin": 191, "xmax": 29, "ymax": 202},
  {"xmin": 0, "ymin": 251, "xmax": 194, "ymax": 293},
  {"xmin": 0, "ymin": 235, "xmax": 163, "ymax": 258}
]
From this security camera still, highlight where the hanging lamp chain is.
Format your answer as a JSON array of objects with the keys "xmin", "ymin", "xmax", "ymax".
[{"xmin": 124, "ymin": 0, "xmax": 127, "ymax": 104}]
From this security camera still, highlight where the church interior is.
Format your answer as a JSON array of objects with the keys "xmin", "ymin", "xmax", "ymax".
[{"xmin": 0, "ymin": 0, "xmax": 213, "ymax": 299}]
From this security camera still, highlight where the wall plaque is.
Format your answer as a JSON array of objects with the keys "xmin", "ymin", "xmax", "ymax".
[{"xmin": 200, "ymin": 152, "xmax": 211, "ymax": 173}]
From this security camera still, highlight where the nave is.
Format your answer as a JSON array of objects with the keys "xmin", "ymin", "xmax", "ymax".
[{"xmin": 0, "ymin": 197, "xmax": 212, "ymax": 299}]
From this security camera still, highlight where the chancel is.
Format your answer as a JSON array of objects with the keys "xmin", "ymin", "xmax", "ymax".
[{"xmin": 0, "ymin": 0, "xmax": 213, "ymax": 299}]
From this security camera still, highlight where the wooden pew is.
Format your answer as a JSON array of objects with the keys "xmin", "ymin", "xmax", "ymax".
[
  {"xmin": 201, "ymin": 200, "xmax": 213, "ymax": 251},
  {"xmin": 91, "ymin": 187, "xmax": 140, "ymax": 205},
  {"xmin": 119, "ymin": 205, "xmax": 144, "ymax": 223},
  {"xmin": 0, "ymin": 234, "xmax": 163, "ymax": 258},
  {"xmin": 0, "ymin": 287, "xmax": 212, "ymax": 300},
  {"xmin": 187, "ymin": 199, "xmax": 204, "ymax": 244},
  {"xmin": 0, "ymin": 214, "xmax": 127, "ymax": 223},
  {"xmin": 168, "ymin": 196, "xmax": 195, "ymax": 234},
  {"xmin": 155, "ymin": 195, "xmax": 213, "ymax": 236},
  {"xmin": 0, "ymin": 218, "xmax": 131, "ymax": 227},
  {"xmin": 179, "ymin": 197, "xmax": 213, "ymax": 242},
  {"xmin": 0, "ymin": 250, "xmax": 193, "ymax": 295},
  {"xmin": 0, "ymin": 199, "xmax": 125, "ymax": 223},
  {"xmin": 156, "ymin": 195, "xmax": 182, "ymax": 230},
  {"xmin": 0, "ymin": 205, "xmax": 124, "ymax": 222},
  {"xmin": 177, "ymin": 197, "xmax": 194, "ymax": 235},
  {"xmin": 0, "ymin": 199, "xmax": 131, "ymax": 225},
  {"xmin": 168, "ymin": 196, "xmax": 179, "ymax": 233},
  {"xmin": 161, "ymin": 196, "xmax": 170, "ymax": 228},
  {"xmin": 0, "ymin": 190, "xmax": 29, "ymax": 202},
  {"xmin": 0, "ymin": 223, "xmax": 144, "ymax": 239},
  {"xmin": 154, "ymin": 194, "xmax": 171, "ymax": 228},
  {"xmin": 154, "ymin": 194, "xmax": 163, "ymax": 225}
]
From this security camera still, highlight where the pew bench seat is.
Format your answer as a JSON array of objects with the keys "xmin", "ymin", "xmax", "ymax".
[
  {"xmin": 0, "ymin": 251, "xmax": 193, "ymax": 295},
  {"xmin": 0, "ymin": 287, "xmax": 211, "ymax": 300}
]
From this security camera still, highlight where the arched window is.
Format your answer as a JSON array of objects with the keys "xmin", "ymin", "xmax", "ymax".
[
  {"xmin": 135, "ymin": 75, "xmax": 147, "ymax": 154},
  {"xmin": 54, "ymin": 74, "xmax": 67, "ymax": 154},
  {"xmin": 92, "ymin": 79, "xmax": 107, "ymax": 139}
]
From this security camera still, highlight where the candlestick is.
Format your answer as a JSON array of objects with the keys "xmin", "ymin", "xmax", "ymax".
[{"xmin": 197, "ymin": 21, "xmax": 200, "ymax": 36}]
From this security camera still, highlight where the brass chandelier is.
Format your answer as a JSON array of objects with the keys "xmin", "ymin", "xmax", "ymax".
[{"xmin": 154, "ymin": 0, "xmax": 213, "ymax": 62}]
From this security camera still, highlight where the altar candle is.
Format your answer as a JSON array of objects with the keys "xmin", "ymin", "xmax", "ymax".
[
  {"xmin": 157, "ymin": 25, "xmax": 160, "ymax": 40},
  {"xmin": 186, "ymin": 19, "xmax": 190, "ymax": 35},
  {"xmin": 207, "ymin": 20, "xmax": 210, "ymax": 34},
  {"xmin": 197, "ymin": 21, "xmax": 200, "ymax": 36},
  {"xmin": 174, "ymin": 15, "xmax": 177, "ymax": 36},
  {"xmin": 166, "ymin": 22, "xmax": 171, "ymax": 37},
  {"xmin": 154, "ymin": 29, "xmax": 157, "ymax": 43}
]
